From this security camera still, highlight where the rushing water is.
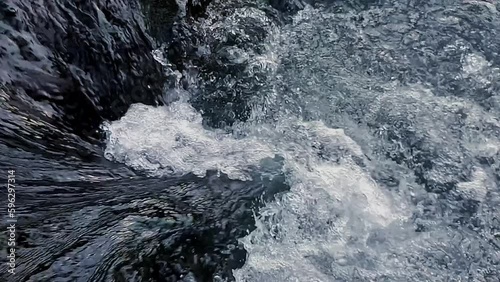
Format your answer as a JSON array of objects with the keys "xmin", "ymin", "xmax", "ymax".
[{"xmin": 1, "ymin": 0, "xmax": 500, "ymax": 281}]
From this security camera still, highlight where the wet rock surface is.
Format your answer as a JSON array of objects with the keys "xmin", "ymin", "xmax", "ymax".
[{"xmin": 0, "ymin": 0, "xmax": 166, "ymax": 154}]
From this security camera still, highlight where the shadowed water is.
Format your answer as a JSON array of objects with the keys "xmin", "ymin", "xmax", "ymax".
[{"xmin": 0, "ymin": 0, "xmax": 288, "ymax": 280}]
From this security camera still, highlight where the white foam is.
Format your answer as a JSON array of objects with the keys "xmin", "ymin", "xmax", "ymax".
[
  {"xmin": 103, "ymin": 101, "xmax": 275, "ymax": 180},
  {"xmin": 462, "ymin": 53, "xmax": 493, "ymax": 86},
  {"xmin": 103, "ymin": 103, "xmax": 407, "ymax": 281},
  {"xmin": 456, "ymin": 168, "xmax": 490, "ymax": 201},
  {"xmin": 230, "ymin": 120, "xmax": 407, "ymax": 282},
  {"xmin": 462, "ymin": 53, "xmax": 489, "ymax": 76}
]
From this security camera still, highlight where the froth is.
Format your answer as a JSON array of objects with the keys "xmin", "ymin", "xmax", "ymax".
[
  {"xmin": 103, "ymin": 104, "xmax": 407, "ymax": 282},
  {"xmin": 103, "ymin": 102, "xmax": 275, "ymax": 180}
]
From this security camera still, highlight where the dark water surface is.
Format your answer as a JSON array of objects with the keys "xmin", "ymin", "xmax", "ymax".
[{"xmin": 1, "ymin": 0, "xmax": 500, "ymax": 281}]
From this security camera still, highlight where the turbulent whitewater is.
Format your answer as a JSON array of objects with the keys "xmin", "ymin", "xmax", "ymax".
[
  {"xmin": 103, "ymin": 1, "xmax": 500, "ymax": 281},
  {"xmin": 1, "ymin": 0, "xmax": 499, "ymax": 281}
]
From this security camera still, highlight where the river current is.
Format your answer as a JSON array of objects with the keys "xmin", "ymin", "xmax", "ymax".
[{"xmin": 1, "ymin": 0, "xmax": 499, "ymax": 281}]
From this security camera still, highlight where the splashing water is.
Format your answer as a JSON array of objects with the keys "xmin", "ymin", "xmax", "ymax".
[{"xmin": 103, "ymin": 1, "xmax": 500, "ymax": 281}]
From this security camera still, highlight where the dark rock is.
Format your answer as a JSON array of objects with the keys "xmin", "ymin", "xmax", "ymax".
[
  {"xmin": 140, "ymin": 0, "xmax": 179, "ymax": 43},
  {"xmin": 186, "ymin": 0, "xmax": 213, "ymax": 18},
  {"xmin": 0, "ymin": 0, "xmax": 167, "ymax": 154},
  {"xmin": 269, "ymin": 0, "xmax": 307, "ymax": 14}
]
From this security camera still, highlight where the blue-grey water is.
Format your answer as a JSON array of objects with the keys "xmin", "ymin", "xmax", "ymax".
[{"xmin": 1, "ymin": 0, "xmax": 499, "ymax": 281}]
